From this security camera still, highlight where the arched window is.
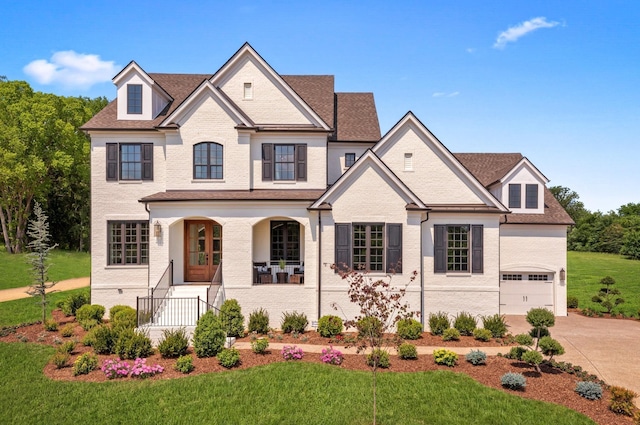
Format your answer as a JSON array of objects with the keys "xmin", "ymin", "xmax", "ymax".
[{"xmin": 193, "ymin": 142, "xmax": 223, "ymax": 179}]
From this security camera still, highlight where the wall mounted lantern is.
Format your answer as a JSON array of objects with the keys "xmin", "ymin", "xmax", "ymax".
[
  {"xmin": 559, "ymin": 268, "xmax": 566, "ymax": 281},
  {"xmin": 154, "ymin": 221, "xmax": 162, "ymax": 238}
]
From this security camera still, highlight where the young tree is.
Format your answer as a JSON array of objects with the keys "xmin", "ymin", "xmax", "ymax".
[
  {"xmin": 331, "ymin": 265, "xmax": 417, "ymax": 425},
  {"xmin": 513, "ymin": 308, "xmax": 564, "ymax": 373},
  {"xmin": 25, "ymin": 202, "xmax": 58, "ymax": 324},
  {"xmin": 592, "ymin": 276, "xmax": 624, "ymax": 314}
]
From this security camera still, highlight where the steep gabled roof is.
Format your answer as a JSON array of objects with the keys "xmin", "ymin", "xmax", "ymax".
[
  {"xmin": 335, "ymin": 93, "xmax": 381, "ymax": 142},
  {"xmin": 282, "ymin": 75, "xmax": 335, "ymax": 129}
]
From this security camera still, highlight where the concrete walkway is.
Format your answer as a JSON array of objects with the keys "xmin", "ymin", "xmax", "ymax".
[{"xmin": 0, "ymin": 277, "xmax": 90, "ymax": 302}]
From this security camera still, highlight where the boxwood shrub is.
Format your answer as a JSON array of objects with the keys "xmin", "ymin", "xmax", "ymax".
[
  {"xmin": 397, "ymin": 318, "xmax": 422, "ymax": 340},
  {"xmin": 317, "ymin": 315, "xmax": 343, "ymax": 338}
]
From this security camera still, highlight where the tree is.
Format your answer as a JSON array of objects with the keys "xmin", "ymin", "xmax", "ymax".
[
  {"xmin": 592, "ymin": 276, "xmax": 624, "ymax": 314},
  {"xmin": 618, "ymin": 203, "xmax": 640, "ymax": 217},
  {"xmin": 514, "ymin": 308, "xmax": 564, "ymax": 373},
  {"xmin": 331, "ymin": 266, "xmax": 417, "ymax": 425},
  {"xmin": 25, "ymin": 202, "xmax": 58, "ymax": 324},
  {"xmin": 549, "ymin": 185, "xmax": 589, "ymax": 223},
  {"xmin": 620, "ymin": 230, "xmax": 640, "ymax": 260}
]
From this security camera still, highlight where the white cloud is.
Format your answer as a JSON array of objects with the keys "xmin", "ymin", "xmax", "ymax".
[
  {"xmin": 493, "ymin": 17, "xmax": 559, "ymax": 49},
  {"xmin": 466, "ymin": 48, "xmax": 476, "ymax": 54},
  {"xmin": 433, "ymin": 91, "xmax": 459, "ymax": 98},
  {"xmin": 24, "ymin": 51, "xmax": 119, "ymax": 88}
]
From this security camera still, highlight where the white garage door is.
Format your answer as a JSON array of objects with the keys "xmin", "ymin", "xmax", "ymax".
[{"xmin": 500, "ymin": 273, "xmax": 554, "ymax": 315}]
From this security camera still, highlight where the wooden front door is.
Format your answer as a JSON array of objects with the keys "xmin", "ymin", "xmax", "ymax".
[{"xmin": 184, "ymin": 220, "xmax": 222, "ymax": 282}]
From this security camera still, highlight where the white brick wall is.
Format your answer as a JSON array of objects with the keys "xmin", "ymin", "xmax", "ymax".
[{"xmin": 327, "ymin": 143, "xmax": 374, "ymax": 185}]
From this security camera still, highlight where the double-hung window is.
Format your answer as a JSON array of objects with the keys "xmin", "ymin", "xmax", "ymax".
[
  {"xmin": 345, "ymin": 153, "xmax": 356, "ymax": 167},
  {"xmin": 434, "ymin": 224, "xmax": 483, "ymax": 273},
  {"xmin": 525, "ymin": 184, "xmax": 538, "ymax": 209},
  {"xmin": 508, "ymin": 184, "xmax": 521, "ymax": 208},
  {"xmin": 261, "ymin": 143, "xmax": 307, "ymax": 181},
  {"xmin": 108, "ymin": 221, "xmax": 149, "ymax": 265},
  {"xmin": 127, "ymin": 84, "xmax": 142, "ymax": 114},
  {"xmin": 106, "ymin": 143, "xmax": 153, "ymax": 181},
  {"xmin": 194, "ymin": 142, "xmax": 223, "ymax": 179},
  {"xmin": 334, "ymin": 223, "xmax": 402, "ymax": 273}
]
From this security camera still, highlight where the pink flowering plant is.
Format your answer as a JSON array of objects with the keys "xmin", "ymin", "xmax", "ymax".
[
  {"xmin": 101, "ymin": 359, "xmax": 131, "ymax": 379},
  {"xmin": 101, "ymin": 358, "xmax": 164, "ymax": 379},
  {"xmin": 130, "ymin": 358, "xmax": 164, "ymax": 378},
  {"xmin": 281, "ymin": 345, "xmax": 304, "ymax": 360},
  {"xmin": 321, "ymin": 346, "xmax": 343, "ymax": 365}
]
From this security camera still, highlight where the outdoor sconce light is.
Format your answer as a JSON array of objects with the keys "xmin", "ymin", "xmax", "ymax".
[
  {"xmin": 559, "ymin": 268, "xmax": 566, "ymax": 281},
  {"xmin": 154, "ymin": 221, "xmax": 162, "ymax": 238}
]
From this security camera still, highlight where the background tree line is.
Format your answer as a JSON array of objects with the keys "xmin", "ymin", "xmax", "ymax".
[
  {"xmin": 0, "ymin": 78, "xmax": 108, "ymax": 253},
  {"xmin": 550, "ymin": 186, "xmax": 640, "ymax": 260}
]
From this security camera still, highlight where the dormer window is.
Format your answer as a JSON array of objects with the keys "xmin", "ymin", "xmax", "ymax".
[
  {"xmin": 127, "ymin": 84, "xmax": 142, "ymax": 114},
  {"xmin": 508, "ymin": 184, "xmax": 521, "ymax": 209},
  {"xmin": 243, "ymin": 82, "xmax": 253, "ymax": 99},
  {"xmin": 525, "ymin": 184, "xmax": 538, "ymax": 209}
]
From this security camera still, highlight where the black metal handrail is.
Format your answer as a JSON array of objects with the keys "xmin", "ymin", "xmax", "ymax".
[
  {"xmin": 207, "ymin": 260, "xmax": 224, "ymax": 307},
  {"xmin": 137, "ymin": 295, "xmax": 221, "ymax": 327}
]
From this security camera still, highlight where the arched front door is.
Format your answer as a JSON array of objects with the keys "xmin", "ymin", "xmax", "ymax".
[{"xmin": 184, "ymin": 220, "xmax": 222, "ymax": 282}]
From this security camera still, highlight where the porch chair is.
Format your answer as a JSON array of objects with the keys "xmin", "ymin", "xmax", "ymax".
[{"xmin": 253, "ymin": 262, "xmax": 272, "ymax": 284}]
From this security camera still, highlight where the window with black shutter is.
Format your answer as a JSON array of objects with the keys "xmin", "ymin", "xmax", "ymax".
[
  {"xmin": 334, "ymin": 223, "xmax": 402, "ymax": 273},
  {"xmin": 105, "ymin": 143, "xmax": 153, "ymax": 181},
  {"xmin": 262, "ymin": 144, "xmax": 307, "ymax": 181},
  {"xmin": 434, "ymin": 224, "xmax": 483, "ymax": 274}
]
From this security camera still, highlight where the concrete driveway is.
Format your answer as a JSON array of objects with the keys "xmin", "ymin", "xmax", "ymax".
[{"xmin": 506, "ymin": 314, "xmax": 640, "ymax": 401}]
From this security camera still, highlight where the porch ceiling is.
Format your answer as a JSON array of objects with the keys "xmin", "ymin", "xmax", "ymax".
[{"xmin": 139, "ymin": 189, "xmax": 326, "ymax": 203}]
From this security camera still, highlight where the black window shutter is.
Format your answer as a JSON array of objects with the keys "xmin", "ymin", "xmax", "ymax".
[
  {"xmin": 106, "ymin": 143, "xmax": 118, "ymax": 181},
  {"xmin": 142, "ymin": 143, "xmax": 153, "ymax": 180},
  {"xmin": 434, "ymin": 225, "xmax": 446, "ymax": 273},
  {"xmin": 295, "ymin": 144, "xmax": 307, "ymax": 181},
  {"xmin": 525, "ymin": 184, "xmax": 538, "ymax": 209},
  {"xmin": 335, "ymin": 223, "xmax": 351, "ymax": 273},
  {"xmin": 471, "ymin": 225, "xmax": 483, "ymax": 273},
  {"xmin": 262, "ymin": 143, "xmax": 273, "ymax": 181},
  {"xmin": 386, "ymin": 224, "xmax": 402, "ymax": 273}
]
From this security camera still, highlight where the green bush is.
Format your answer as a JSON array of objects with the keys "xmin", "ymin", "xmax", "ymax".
[
  {"xmin": 51, "ymin": 351, "xmax": 70, "ymax": 369},
  {"xmin": 526, "ymin": 308, "xmax": 555, "ymax": 330},
  {"xmin": 609, "ymin": 386, "xmax": 637, "ymax": 416},
  {"xmin": 248, "ymin": 308, "xmax": 270, "ymax": 334},
  {"xmin": 428, "ymin": 312, "xmax": 450, "ymax": 336},
  {"xmin": 114, "ymin": 329, "xmax": 153, "ymax": 359},
  {"xmin": 398, "ymin": 342, "xmax": 418, "ymax": 360},
  {"xmin": 433, "ymin": 349, "xmax": 457, "ymax": 367},
  {"xmin": 109, "ymin": 305, "xmax": 132, "ymax": 322},
  {"xmin": 538, "ymin": 336, "xmax": 565, "ymax": 358},
  {"xmin": 366, "ymin": 349, "xmax": 390, "ymax": 368},
  {"xmin": 193, "ymin": 310, "xmax": 226, "ymax": 358},
  {"xmin": 529, "ymin": 327, "xmax": 550, "ymax": 339},
  {"xmin": 481, "ymin": 314, "xmax": 508, "ymax": 338},
  {"xmin": 174, "ymin": 355, "xmax": 194, "ymax": 374},
  {"xmin": 453, "ymin": 312, "xmax": 477, "ymax": 336},
  {"xmin": 80, "ymin": 319, "xmax": 99, "ymax": 331},
  {"xmin": 575, "ymin": 381, "xmax": 603, "ymax": 400},
  {"xmin": 112, "ymin": 307, "xmax": 137, "ymax": 331},
  {"xmin": 251, "ymin": 338, "xmax": 269, "ymax": 354},
  {"xmin": 473, "ymin": 328, "xmax": 492, "ymax": 342},
  {"xmin": 396, "ymin": 318, "xmax": 422, "ymax": 340},
  {"xmin": 90, "ymin": 325, "xmax": 116, "ymax": 355},
  {"xmin": 220, "ymin": 299, "xmax": 245, "ymax": 338},
  {"xmin": 501, "ymin": 372, "xmax": 526, "ymax": 390},
  {"xmin": 442, "ymin": 328, "xmax": 460, "ymax": 341},
  {"xmin": 60, "ymin": 292, "xmax": 89, "ymax": 316},
  {"xmin": 317, "ymin": 315, "xmax": 343, "ymax": 338},
  {"xmin": 357, "ymin": 317, "xmax": 383, "ymax": 339},
  {"xmin": 44, "ymin": 320, "xmax": 58, "ymax": 331},
  {"xmin": 57, "ymin": 340, "xmax": 76, "ymax": 354},
  {"xmin": 515, "ymin": 333, "xmax": 534, "ymax": 347},
  {"xmin": 217, "ymin": 347, "xmax": 241, "ymax": 368},
  {"xmin": 507, "ymin": 346, "xmax": 527, "ymax": 361},
  {"xmin": 465, "ymin": 349, "xmax": 487, "ymax": 365},
  {"xmin": 281, "ymin": 311, "xmax": 308, "ymax": 334},
  {"xmin": 521, "ymin": 350, "xmax": 543, "ymax": 367},
  {"xmin": 76, "ymin": 304, "xmax": 105, "ymax": 324},
  {"xmin": 60, "ymin": 323, "xmax": 75, "ymax": 338},
  {"xmin": 157, "ymin": 327, "xmax": 189, "ymax": 358},
  {"xmin": 567, "ymin": 296, "xmax": 579, "ymax": 309},
  {"xmin": 72, "ymin": 353, "xmax": 98, "ymax": 376}
]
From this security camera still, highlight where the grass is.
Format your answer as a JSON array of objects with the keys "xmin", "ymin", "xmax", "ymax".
[
  {"xmin": 568, "ymin": 251, "xmax": 640, "ymax": 316},
  {"xmin": 0, "ymin": 246, "xmax": 90, "ymax": 291},
  {"xmin": 0, "ymin": 342, "xmax": 595, "ymax": 425},
  {"xmin": 0, "ymin": 288, "xmax": 89, "ymax": 328}
]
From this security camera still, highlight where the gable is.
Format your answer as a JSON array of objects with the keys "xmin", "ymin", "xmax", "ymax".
[{"xmin": 373, "ymin": 113, "xmax": 506, "ymax": 210}]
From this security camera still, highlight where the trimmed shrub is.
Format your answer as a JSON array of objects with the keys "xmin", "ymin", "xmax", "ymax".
[
  {"xmin": 44, "ymin": 320, "xmax": 58, "ymax": 331},
  {"xmin": 114, "ymin": 329, "xmax": 153, "ymax": 359},
  {"xmin": 515, "ymin": 333, "xmax": 534, "ymax": 347},
  {"xmin": 112, "ymin": 307, "xmax": 137, "ymax": 331},
  {"xmin": 157, "ymin": 327, "xmax": 189, "ymax": 358},
  {"xmin": 442, "ymin": 328, "xmax": 461, "ymax": 341},
  {"xmin": 248, "ymin": 308, "xmax": 270, "ymax": 334},
  {"xmin": 109, "ymin": 305, "xmax": 132, "ymax": 322},
  {"xmin": 482, "ymin": 314, "xmax": 508, "ymax": 338},
  {"xmin": 281, "ymin": 311, "xmax": 308, "ymax": 334},
  {"xmin": 433, "ymin": 348, "xmax": 458, "ymax": 367},
  {"xmin": 398, "ymin": 342, "xmax": 418, "ymax": 360},
  {"xmin": 356, "ymin": 317, "xmax": 383, "ymax": 338},
  {"xmin": 220, "ymin": 299, "xmax": 245, "ymax": 338},
  {"xmin": 51, "ymin": 351, "xmax": 70, "ymax": 369},
  {"xmin": 507, "ymin": 346, "xmax": 527, "ymax": 361},
  {"xmin": 320, "ymin": 346, "xmax": 344, "ymax": 365},
  {"xmin": 567, "ymin": 296, "xmax": 579, "ymax": 309},
  {"xmin": 521, "ymin": 350, "xmax": 543, "ymax": 368},
  {"xmin": 193, "ymin": 310, "xmax": 226, "ymax": 358},
  {"xmin": 529, "ymin": 327, "xmax": 550, "ymax": 339},
  {"xmin": 501, "ymin": 372, "xmax": 526, "ymax": 390},
  {"xmin": 397, "ymin": 318, "xmax": 422, "ymax": 340},
  {"xmin": 473, "ymin": 328, "xmax": 492, "ymax": 342},
  {"xmin": 251, "ymin": 338, "xmax": 269, "ymax": 354},
  {"xmin": 175, "ymin": 355, "xmax": 194, "ymax": 374},
  {"xmin": 575, "ymin": 381, "xmax": 603, "ymax": 400},
  {"xmin": 73, "ymin": 353, "xmax": 98, "ymax": 376},
  {"xmin": 453, "ymin": 312, "xmax": 477, "ymax": 336},
  {"xmin": 466, "ymin": 349, "xmax": 487, "ymax": 365},
  {"xmin": 538, "ymin": 336, "xmax": 565, "ymax": 358},
  {"xmin": 317, "ymin": 315, "xmax": 343, "ymax": 338},
  {"xmin": 217, "ymin": 347, "xmax": 241, "ymax": 368},
  {"xmin": 428, "ymin": 312, "xmax": 450, "ymax": 336},
  {"xmin": 91, "ymin": 325, "xmax": 117, "ymax": 355},
  {"xmin": 366, "ymin": 349, "xmax": 390, "ymax": 368},
  {"xmin": 76, "ymin": 304, "xmax": 105, "ymax": 324},
  {"xmin": 526, "ymin": 308, "xmax": 555, "ymax": 330},
  {"xmin": 60, "ymin": 323, "xmax": 75, "ymax": 338},
  {"xmin": 609, "ymin": 386, "xmax": 637, "ymax": 416},
  {"xmin": 60, "ymin": 292, "xmax": 89, "ymax": 316},
  {"xmin": 58, "ymin": 340, "xmax": 76, "ymax": 355}
]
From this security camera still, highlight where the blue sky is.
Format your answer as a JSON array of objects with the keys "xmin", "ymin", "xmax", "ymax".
[{"xmin": 2, "ymin": 0, "xmax": 638, "ymax": 213}]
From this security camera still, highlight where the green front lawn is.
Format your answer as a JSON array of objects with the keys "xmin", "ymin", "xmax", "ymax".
[
  {"xmin": 0, "ymin": 246, "xmax": 90, "ymax": 290},
  {"xmin": 568, "ymin": 251, "xmax": 640, "ymax": 316},
  {"xmin": 0, "ymin": 342, "xmax": 595, "ymax": 425},
  {"xmin": 0, "ymin": 288, "xmax": 89, "ymax": 328}
]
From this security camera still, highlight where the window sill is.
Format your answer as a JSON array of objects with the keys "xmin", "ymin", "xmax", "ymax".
[
  {"xmin": 118, "ymin": 180, "xmax": 143, "ymax": 184},
  {"xmin": 273, "ymin": 180, "xmax": 297, "ymax": 184},
  {"xmin": 105, "ymin": 265, "xmax": 148, "ymax": 270},
  {"xmin": 191, "ymin": 179, "xmax": 225, "ymax": 183}
]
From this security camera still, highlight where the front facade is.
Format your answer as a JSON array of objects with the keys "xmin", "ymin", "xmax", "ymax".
[{"xmin": 83, "ymin": 44, "xmax": 573, "ymax": 329}]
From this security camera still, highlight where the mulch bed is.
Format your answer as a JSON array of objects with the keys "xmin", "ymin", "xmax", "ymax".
[{"xmin": 1, "ymin": 310, "xmax": 636, "ymax": 425}]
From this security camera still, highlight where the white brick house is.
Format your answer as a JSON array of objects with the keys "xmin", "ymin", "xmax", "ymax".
[{"xmin": 82, "ymin": 43, "xmax": 573, "ymax": 330}]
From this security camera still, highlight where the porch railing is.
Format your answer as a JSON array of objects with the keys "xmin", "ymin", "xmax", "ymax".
[
  {"xmin": 137, "ymin": 260, "xmax": 173, "ymax": 327},
  {"xmin": 151, "ymin": 260, "xmax": 173, "ymax": 300},
  {"xmin": 137, "ymin": 296, "xmax": 219, "ymax": 327},
  {"xmin": 207, "ymin": 260, "xmax": 224, "ymax": 308}
]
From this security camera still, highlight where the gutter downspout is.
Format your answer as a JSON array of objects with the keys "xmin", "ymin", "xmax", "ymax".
[
  {"xmin": 144, "ymin": 202, "xmax": 151, "ymax": 297},
  {"xmin": 420, "ymin": 212, "xmax": 429, "ymax": 326},
  {"xmin": 317, "ymin": 210, "xmax": 322, "ymax": 321}
]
